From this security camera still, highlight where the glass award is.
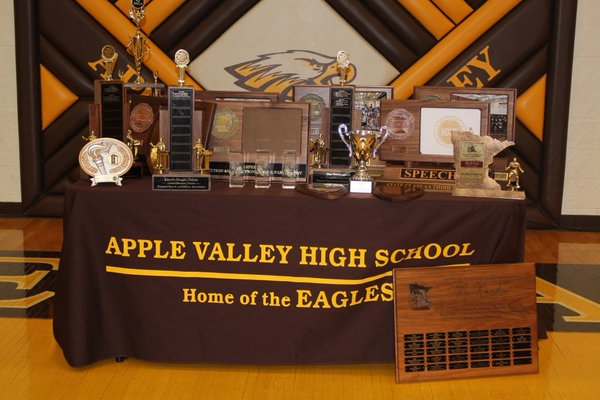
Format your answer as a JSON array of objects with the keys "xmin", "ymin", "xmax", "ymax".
[
  {"xmin": 228, "ymin": 150, "xmax": 245, "ymax": 188},
  {"xmin": 281, "ymin": 150, "xmax": 298, "ymax": 189},
  {"xmin": 254, "ymin": 149, "xmax": 271, "ymax": 189}
]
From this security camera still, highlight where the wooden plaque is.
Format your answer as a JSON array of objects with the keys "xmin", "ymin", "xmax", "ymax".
[
  {"xmin": 379, "ymin": 100, "xmax": 490, "ymax": 164},
  {"xmin": 393, "ymin": 263, "xmax": 538, "ymax": 383},
  {"xmin": 414, "ymin": 86, "xmax": 516, "ymax": 142},
  {"xmin": 94, "ymin": 80, "xmax": 126, "ymax": 140}
]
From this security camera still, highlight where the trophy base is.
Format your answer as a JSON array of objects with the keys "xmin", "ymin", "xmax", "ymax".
[
  {"xmin": 152, "ymin": 172, "xmax": 211, "ymax": 191},
  {"xmin": 350, "ymin": 180, "xmax": 373, "ymax": 194},
  {"xmin": 452, "ymin": 187, "xmax": 525, "ymax": 200}
]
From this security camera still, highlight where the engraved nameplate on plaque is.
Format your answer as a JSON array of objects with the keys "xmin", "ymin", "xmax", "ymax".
[{"xmin": 168, "ymin": 86, "xmax": 195, "ymax": 171}]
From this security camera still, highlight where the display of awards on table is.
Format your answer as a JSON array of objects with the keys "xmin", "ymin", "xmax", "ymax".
[
  {"xmin": 450, "ymin": 130, "xmax": 524, "ymax": 199},
  {"xmin": 93, "ymin": 45, "xmax": 126, "ymax": 140},
  {"xmin": 338, "ymin": 123, "xmax": 389, "ymax": 193},
  {"xmin": 150, "ymin": 49, "xmax": 210, "ymax": 191},
  {"xmin": 79, "ymin": 138, "xmax": 134, "ymax": 186},
  {"xmin": 393, "ymin": 263, "xmax": 538, "ymax": 382}
]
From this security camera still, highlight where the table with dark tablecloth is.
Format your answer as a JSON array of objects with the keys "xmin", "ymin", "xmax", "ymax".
[{"xmin": 53, "ymin": 178, "xmax": 526, "ymax": 366}]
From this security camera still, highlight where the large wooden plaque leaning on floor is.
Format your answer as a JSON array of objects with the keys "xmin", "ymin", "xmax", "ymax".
[{"xmin": 393, "ymin": 263, "xmax": 538, "ymax": 383}]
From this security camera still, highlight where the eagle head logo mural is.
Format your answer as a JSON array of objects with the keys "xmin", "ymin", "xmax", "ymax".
[{"xmin": 225, "ymin": 50, "xmax": 357, "ymax": 100}]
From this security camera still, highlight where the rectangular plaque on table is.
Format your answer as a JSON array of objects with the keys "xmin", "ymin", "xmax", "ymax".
[
  {"xmin": 168, "ymin": 86, "xmax": 195, "ymax": 171},
  {"xmin": 413, "ymin": 86, "xmax": 516, "ymax": 142},
  {"xmin": 393, "ymin": 263, "xmax": 538, "ymax": 383},
  {"xmin": 379, "ymin": 100, "xmax": 489, "ymax": 164},
  {"xmin": 94, "ymin": 80, "xmax": 126, "ymax": 140}
]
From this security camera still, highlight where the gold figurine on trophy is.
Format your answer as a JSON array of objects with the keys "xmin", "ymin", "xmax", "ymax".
[
  {"xmin": 125, "ymin": 130, "xmax": 143, "ymax": 161},
  {"xmin": 150, "ymin": 136, "xmax": 169, "ymax": 174},
  {"xmin": 193, "ymin": 138, "xmax": 212, "ymax": 174},
  {"xmin": 336, "ymin": 50, "xmax": 351, "ymax": 86},
  {"xmin": 127, "ymin": 0, "xmax": 150, "ymax": 84},
  {"xmin": 505, "ymin": 157, "xmax": 525, "ymax": 191},
  {"xmin": 309, "ymin": 133, "xmax": 328, "ymax": 168},
  {"xmin": 174, "ymin": 49, "xmax": 190, "ymax": 86},
  {"xmin": 100, "ymin": 45, "xmax": 118, "ymax": 81}
]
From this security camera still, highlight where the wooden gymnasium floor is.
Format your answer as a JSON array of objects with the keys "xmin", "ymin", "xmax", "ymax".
[{"xmin": 1, "ymin": 217, "xmax": 600, "ymax": 399}]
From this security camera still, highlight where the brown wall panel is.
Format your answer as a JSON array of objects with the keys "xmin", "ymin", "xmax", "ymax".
[{"xmin": 8, "ymin": 0, "xmax": 580, "ymax": 228}]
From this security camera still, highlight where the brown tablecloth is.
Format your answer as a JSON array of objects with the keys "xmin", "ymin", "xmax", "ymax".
[{"xmin": 53, "ymin": 178, "xmax": 526, "ymax": 366}]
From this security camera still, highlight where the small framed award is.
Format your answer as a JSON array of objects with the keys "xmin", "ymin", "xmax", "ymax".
[
  {"xmin": 414, "ymin": 86, "xmax": 516, "ymax": 142},
  {"xmin": 379, "ymin": 100, "xmax": 490, "ymax": 164}
]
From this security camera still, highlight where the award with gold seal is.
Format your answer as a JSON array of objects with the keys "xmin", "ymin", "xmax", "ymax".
[{"xmin": 79, "ymin": 138, "xmax": 134, "ymax": 186}]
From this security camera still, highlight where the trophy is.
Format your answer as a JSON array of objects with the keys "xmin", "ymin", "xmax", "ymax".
[
  {"xmin": 94, "ymin": 46, "xmax": 126, "ymax": 140},
  {"xmin": 127, "ymin": 0, "xmax": 150, "ymax": 84},
  {"xmin": 174, "ymin": 49, "xmax": 190, "ymax": 86},
  {"xmin": 338, "ymin": 123, "xmax": 389, "ymax": 193},
  {"xmin": 451, "ymin": 130, "xmax": 524, "ymax": 199},
  {"xmin": 101, "ymin": 45, "xmax": 118, "ymax": 81},
  {"xmin": 336, "ymin": 50, "xmax": 350, "ymax": 86}
]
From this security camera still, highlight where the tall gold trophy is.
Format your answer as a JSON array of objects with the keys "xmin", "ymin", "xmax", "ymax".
[{"xmin": 127, "ymin": 0, "xmax": 150, "ymax": 84}]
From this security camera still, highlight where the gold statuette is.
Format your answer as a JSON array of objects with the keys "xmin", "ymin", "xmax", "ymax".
[
  {"xmin": 505, "ymin": 157, "xmax": 524, "ymax": 191},
  {"xmin": 150, "ymin": 137, "xmax": 169, "ymax": 174},
  {"xmin": 193, "ymin": 138, "xmax": 212, "ymax": 174}
]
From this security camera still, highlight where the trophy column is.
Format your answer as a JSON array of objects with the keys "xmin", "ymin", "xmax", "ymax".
[
  {"xmin": 151, "ymin": 49, "xmax": 210, "ymax": 191},
  {"xmin": 93, "ymin": 45, "xmax": 126, "ymax": 141}
]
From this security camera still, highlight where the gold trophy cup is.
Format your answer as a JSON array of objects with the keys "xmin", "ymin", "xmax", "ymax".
[{"xmin": 338, "ymin": 123, "xmax": 389, "ymax": 183}]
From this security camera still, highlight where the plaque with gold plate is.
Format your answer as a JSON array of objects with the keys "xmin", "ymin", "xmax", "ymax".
[
  {"xmin": 393, "ymin": 263, "xmax": 538, "ymax": 382},
  {"xmin": 79, "ymin": 138, "xmax": 134, "ymax": 186}
]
